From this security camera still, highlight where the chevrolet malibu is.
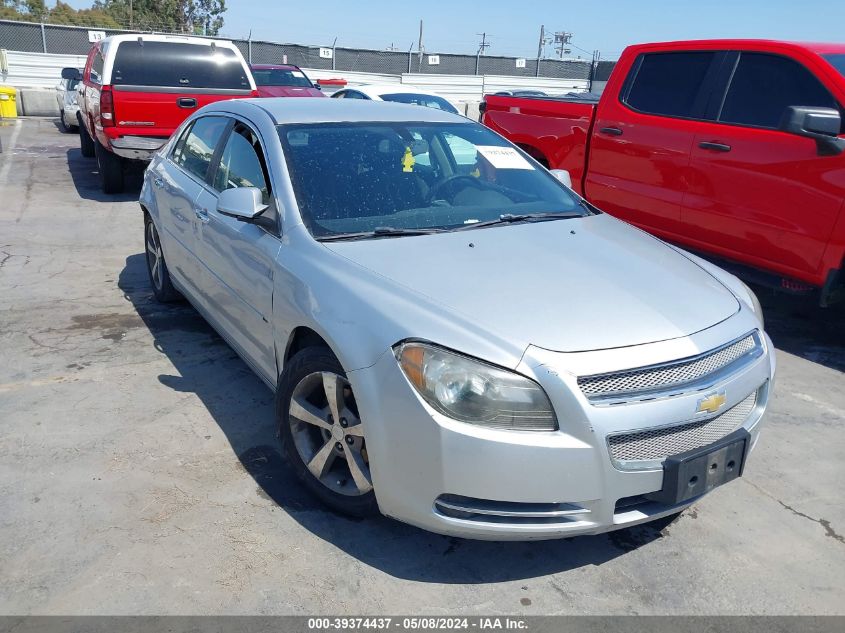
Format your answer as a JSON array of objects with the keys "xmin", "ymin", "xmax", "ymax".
[{"xmin": 139, "ymin": 98, "xmax": 776, "ymax": 540}]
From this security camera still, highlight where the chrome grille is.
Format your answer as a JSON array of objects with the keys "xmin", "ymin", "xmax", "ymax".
[
  {"xmin": 578, "ymin": 333, "xmax": 759, "ymax": 402},
  {"xmin": 608, "ymin": 391, "xmax": 758, "ymax": 470}
]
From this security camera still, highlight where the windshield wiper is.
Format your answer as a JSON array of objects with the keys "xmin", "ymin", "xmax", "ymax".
[
  {"xmin": 317, "ymin": 226, "xmax": 446, "ymax": 242},
  {"xmin": 453, "ymin": 211, "xmax": 583, "ymax": 232}
]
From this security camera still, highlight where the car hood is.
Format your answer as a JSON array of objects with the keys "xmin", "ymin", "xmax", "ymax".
[
  {"xmin": 256, "ymin": 86, "xmax": 325, "ymax": 98},
  {"xmin": 323, "ymin": 215, "xmax": 740, "ymax": 353}
]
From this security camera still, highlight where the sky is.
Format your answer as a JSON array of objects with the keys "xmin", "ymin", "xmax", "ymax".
[{"xmin": 65, "ymin": 0, "xmax": 845, "ymax": 60}]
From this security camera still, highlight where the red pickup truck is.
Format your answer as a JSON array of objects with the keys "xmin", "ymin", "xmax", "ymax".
[
  {"xmin": 482, "ymin": 40, "xmax": 845, "ymax": 304},
  {"xmin": 64, "ymin": 34, "xmax": 257, "ymax": 194}
]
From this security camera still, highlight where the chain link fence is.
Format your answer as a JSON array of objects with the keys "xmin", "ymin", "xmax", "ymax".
[{"xmin": 0, "ymin": 19, "xmax": 612, "ymax": 82}]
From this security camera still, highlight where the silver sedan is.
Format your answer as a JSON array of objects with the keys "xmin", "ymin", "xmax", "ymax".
[{"xmin": 139, "ymin": 98, "xmax": 775, "ymax": 540}]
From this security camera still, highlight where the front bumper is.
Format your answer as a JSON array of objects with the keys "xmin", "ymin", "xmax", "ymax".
[{"xmin": 349, "ymin": 318, "xmax": 775, "ymax": 541}]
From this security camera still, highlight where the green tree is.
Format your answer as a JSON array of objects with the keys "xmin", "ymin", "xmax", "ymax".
[{"xmin": 49, "ymin": 1, "xmax": 120, "ymax": 27}]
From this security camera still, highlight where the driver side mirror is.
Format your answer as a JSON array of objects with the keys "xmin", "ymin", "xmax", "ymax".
[
  {"xmin": 217, "ymin": 187, "xmax": 268, "ymax": 221},
  {"xmin": 61, "ymin": 67, "xmax": 81, "ymax": 81},
  {"xmin": 779, "ymin": 106, "xmax": 845, "ymax": 156},
  {"xmin": 549, "ymin": 169, "xmax": 572, "ymax": 188}
]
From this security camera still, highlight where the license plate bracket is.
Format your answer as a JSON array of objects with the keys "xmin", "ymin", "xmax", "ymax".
[{"xmin": 645, "ymin": 428, "xmax": 750, "ymax": 506}]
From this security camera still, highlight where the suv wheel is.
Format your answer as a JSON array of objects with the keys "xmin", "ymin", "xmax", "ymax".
[
  {"xmin": 95, "ymin": 141, "xmax": 124, "ymax": 194},
  {"xmin": 277, "ymin": 348, "xmax": 378, "ymax": 517},
  {"xmin": 144, "ymin": 217, "xmax": 180, "ymax": 302},
  {"xmin": 78, "ymin": 117, "xmax": 95, "ymax": 157}
]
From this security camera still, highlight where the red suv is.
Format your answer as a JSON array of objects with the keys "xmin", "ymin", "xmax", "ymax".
[{"xmin": 65, "ymin": 34, "xmax": 257, "ymax": 194}]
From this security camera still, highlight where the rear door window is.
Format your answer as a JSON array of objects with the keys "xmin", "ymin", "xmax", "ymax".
[
  {"xmin": 624, "ymin": 52, "xmax": 716, "ymax": 118},
  {"xmin": 718, "ymin": 52, "xmax": 839, "ymax": 129},
  {"xmin": 111, "ymin": 41, "xmax": 250, "ymax": 90},
  {"xmin": 172, "ymin": 116, "xmax": 229, "ymax": 182}
]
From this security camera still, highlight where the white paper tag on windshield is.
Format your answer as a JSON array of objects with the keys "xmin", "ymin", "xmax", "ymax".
[
  {"xmin": 475, "ymin": 146, "xmax": 533, "ymax": 170},
  {"xmin": 291, "ymin": 70, "xmax": 306, "ymax": 78}
]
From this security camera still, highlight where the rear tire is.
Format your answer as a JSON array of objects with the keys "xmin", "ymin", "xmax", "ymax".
[
  {"xmin": 95, "ymin": 141, "xmax": 125, "ymax": 194},
  {"xmin": 79, "ymin": 118, "xmax": 95, "ymax": 157},
  {"xmin": 144, "ymin": 217, "xmax": 181, "ymax": 303}
]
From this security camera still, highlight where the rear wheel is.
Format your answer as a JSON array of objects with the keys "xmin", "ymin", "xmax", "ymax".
[
  {"xmin": 78, "ymin": 117, "xmax": 95, "ymax": 157},
  {"xmin": 277, "ymin": 348, "xmax": 378, "ymax": 517},
  {"xmin": 95, "ymin": 141, "xmax": 124, "ymax": 194},
  {"xmin": 144, "ymin": 217, "xmax": 180, "ymax": 303}
]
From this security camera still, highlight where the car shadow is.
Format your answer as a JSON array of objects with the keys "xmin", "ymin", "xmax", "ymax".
[
  {"xmin": 749, "ymin": 282, "xmax": 845, "ymax": 372},
  {"xmin": 66, "ymin": 147, "xmax": 145, "ymax": 202},
  {"xmin": 118, "ymin": 252, "xmax": 674, "ymax": 583}
]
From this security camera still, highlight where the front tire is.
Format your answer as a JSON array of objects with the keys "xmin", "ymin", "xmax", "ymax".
[
  {"xmin": 95, "ymin": 141, "xmax": 125, "ymax": 194},
  {"xmin": 277, "ymin": 348, "xmax": 378, "ymax": 517},
  {"xmin": 78, "ymin": 117, "xmax": 95, "ymax": 157},
  {"xmin": 144, "ymin": 217, "xmax": 181, "ymax": 303}
]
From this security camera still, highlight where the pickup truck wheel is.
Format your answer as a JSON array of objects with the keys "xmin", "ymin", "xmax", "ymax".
[
  {"xmin": 78, "ymin": 118, "xmax": 95, "ymax": 157},
  {"xmin": 277, "ymin": 348, "xmax": 378, "ymax": 518},
  {"xmin": 95, "ymin": 141, "xmax": 125, "ymax": 194},
  {"xmin": 144, "ymin": 218, "xmax": 181, "ymax": 303}
]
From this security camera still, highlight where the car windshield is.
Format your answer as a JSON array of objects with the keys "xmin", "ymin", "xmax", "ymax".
[
  {"xmin": 279, "ymin": 121, "xmax": 586, "ymax": 239},
  {"xmin": 378, "ymin": 93, "xmax": 459, "ymax": 114},
  {"xmin": 822, "ymin": 54, "xmax": 845, "ymax": 79},
  {"xmin": 252, "ymin": 68, "xmax": 314, "ymax": 88}
]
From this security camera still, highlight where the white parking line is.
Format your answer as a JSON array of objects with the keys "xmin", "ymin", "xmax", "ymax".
[{"xmin": 0, "ymin": 119, "xmax": 23, "ymax": 187}]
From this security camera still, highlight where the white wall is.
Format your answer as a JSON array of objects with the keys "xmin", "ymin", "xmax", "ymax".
[{"xmin": 1, "ymin": 50, "xmax": 86, "ymax": 89}]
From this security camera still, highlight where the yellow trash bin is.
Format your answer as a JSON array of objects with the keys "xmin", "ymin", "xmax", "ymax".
[{"xmin": 0, "ymin": 86, "xmax": 18, "ymax": 118}]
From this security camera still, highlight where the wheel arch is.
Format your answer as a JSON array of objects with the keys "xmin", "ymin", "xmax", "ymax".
[{"xmin": 517, "ymin": 143, "xmax": 550, "ymax": 168}]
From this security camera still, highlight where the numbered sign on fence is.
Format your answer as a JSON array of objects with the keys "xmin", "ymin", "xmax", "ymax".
[{"xmin": 87, "ymin": 31, "xmax": 106, "ymax": 43}]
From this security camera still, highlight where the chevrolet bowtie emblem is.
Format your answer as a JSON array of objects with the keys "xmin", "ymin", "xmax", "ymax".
[{"xmin": 697, "ymin": 391, "xmax": 727, "ymax": 414}]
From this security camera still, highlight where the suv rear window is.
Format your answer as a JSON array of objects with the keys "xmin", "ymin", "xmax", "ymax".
[
  {"xmin": 625, "ymin": 52, "xmax": 715, "ymax": 118},
  {"xmin": 111, "ymin": 41, "xmax": 250, "ymax": 90}
]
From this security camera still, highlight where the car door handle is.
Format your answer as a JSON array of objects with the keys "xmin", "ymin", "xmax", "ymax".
[
  {"xmin": 194, "ymin": 207, "xmax": 209, "ymax": 222},
  {"xmin": 599, "ymin": 127, "xmax": 623, "ymax": 136},
  {"xmin": 177, "ymin": 97, "xmax": 198, "ymax": 109},
  {"xmin": 153, "ymin": 177, "xmax": 164, "ymax": 188},
  {"xmin": 699, "ymin": 141, "xmax": 732, "ymax": 152}
]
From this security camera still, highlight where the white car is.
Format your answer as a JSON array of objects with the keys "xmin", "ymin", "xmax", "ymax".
[
  {"xmin": 55, "ymin": 72, "xmax": 80, "ymax": 133},
  {"xmin": 331, "ymin": 83, "xmax": 460, "ymax": 114},
  {"xmin": 140, "ymin": 98, "xmax": 775, "ymax": 541}
]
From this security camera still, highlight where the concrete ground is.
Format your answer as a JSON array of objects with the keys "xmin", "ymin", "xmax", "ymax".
[{"xmin": 0, "ymin": 118, "xmax": 843, "ymax": 615}]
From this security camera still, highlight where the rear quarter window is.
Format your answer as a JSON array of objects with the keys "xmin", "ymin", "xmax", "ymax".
[{"xmin": 111, "ymin": 41, "xmax": 250, "ymax": 90}]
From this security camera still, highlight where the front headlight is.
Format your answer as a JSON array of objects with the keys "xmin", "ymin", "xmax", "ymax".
[
  {"xmin": 739, "ymin": 281, "xmax": 764, "ymax": 329},
  {"xmin": 395, "ymin": 342, "xmax": 558, "ymax": 431}
]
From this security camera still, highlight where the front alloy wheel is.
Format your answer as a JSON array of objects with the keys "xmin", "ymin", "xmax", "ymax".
[{"xmin": 278, "ymin": 348, "xmax": 377, "ymax": 516}]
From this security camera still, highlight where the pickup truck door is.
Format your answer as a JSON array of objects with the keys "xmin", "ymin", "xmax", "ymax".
[
  {"xmin": 683, "ymin": 51, "xmax": 845, "ymax": 283},
  {"xmin": 585, "ymin": 51, "xmax": 722, "ymax": 239},
  {"xmin": 196, "ymin": 119, "xmax": 280, "ymax": 384},
  {"xmin": 152, "ymin": 116, "xmax": 229, "ymax": 304}
]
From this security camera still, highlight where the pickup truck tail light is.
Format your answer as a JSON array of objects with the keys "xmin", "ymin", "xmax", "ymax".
[{"xmin": 100, "ymin": 85, "xmax": 115, "ymax": 127}]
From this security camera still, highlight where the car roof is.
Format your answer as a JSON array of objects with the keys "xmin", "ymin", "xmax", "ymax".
[
  {"xmin": 204, "ymin": 97, "xmax": 469, "ymax": 125},
  {"xmin": 250, "ymin": 64, "xmax": 301, "ymax": 70},
  {"xmin": 346, "ymin": 83, "xmax": 443, "ymax": 98},
  {"xmin": 627, "ymin": 39, "xmax": 845, "ymax": 56},
  {"xmin": 99, "ymin": 33, "xmax": 240, "ymax": 50}
]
